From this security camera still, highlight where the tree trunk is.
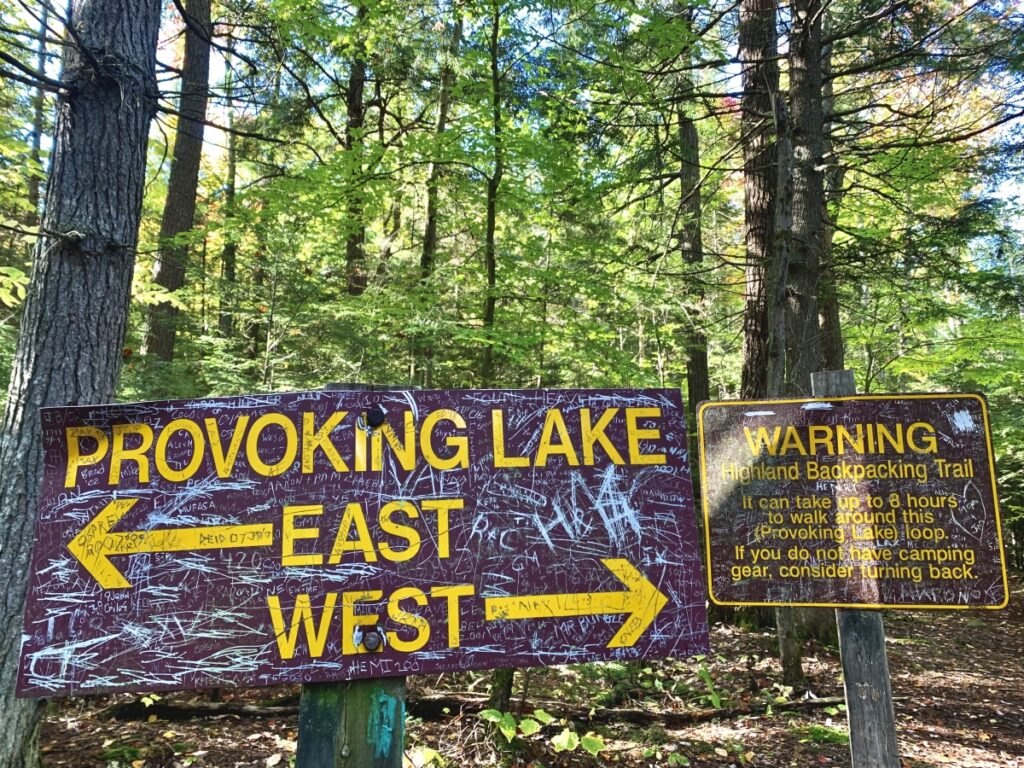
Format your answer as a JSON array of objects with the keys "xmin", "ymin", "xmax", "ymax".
[
  {"xmin": 675, "ymin": 18, "xmax": 708, "ymax": 424},
  {"xmin": 784, "ymin": 0, "xmax": 825, "ymax": 396},
  {"xmin": 480, "ymin": 0, "xmax": 504, "ymax": 387},
  {"xmin": 777, "ymin": 0, "xmax": 830, "ymax": 687},
  {"xmin": 218, "ymin": 43, "xmax": 238, "ymax": 339},
  {"xmin": 144, "ymin": 0, "xmax": 212, "ymax": 360},
  {"xmin": 345, "ymin": 3, "xmax": 369, "ymax": 296},
  {"xmin": 25, "ymin": 4, "xmax": 49, "ymax": 224},
  {"xmin": 0, "ymin": 2, "xmax": 161, "ymax": 765},
  {"xmin": 739, "ymin": 0, "xmax": 780, "ymax": 400},
  {"xmin": 819, "ymin": 34, "xmax": 845, "ymax": 370},
  {"xmin": 417, "ymin": 11, "xmax": 463, "ymax": 388}
]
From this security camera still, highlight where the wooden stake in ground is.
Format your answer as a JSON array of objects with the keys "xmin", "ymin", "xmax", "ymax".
[
  {"xmin": 294, "ymin": 383, "xmax": 407, "ymax": 768},
  {"xmin": 810, "ymin": 369, "xmax": 899, "ymax": 768}
]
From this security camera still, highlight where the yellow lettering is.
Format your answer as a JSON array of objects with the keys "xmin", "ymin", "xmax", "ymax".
[
  {"xmin": 421, "ymin": 498, "xmax": 462, "ymax": 559},
  {"xmin": 247, "ymin": 413, "xmax": 298, "ymax": 476},
  {"xmin": 778, "ymin": 426, "xmax": 809, "ymax": 455},
  {"xmin": 581, "ymin": 408, "xmax": 624, "ymax": 465},
  {"xmin": 807, "ymin": 425, "xmax": 835, "ymax": 455},
  {"xmin": 266, "ymin": 593, "xmax": 337, "ymax": 660},
  {"xmin": 386, "ymin": 587, "xmax": 430, "ymax": 653},
  {"xmin": 282, "ymin": 504, "xmax": 324, "ymax": 566},
  {"xmin": 491, "ymin": 410, "xmax": 529, "ymax": 467},
  {"xmin": 109, "ymin": 423, "xmax": 153, "ymax": 485},
  {"xmin": 65, "ymin": 426, "xmax": 109, "ymax": 487},
  {"xmin": 431, "ymin": 584, "xmax": 474, "ymax": 648},
  {"xmin": 744, "ymin": 426, "xmax": 782, "ymax": 456},
  {"xmin": 302, "ymin": 411, "xmax": 349, "ymax": 473},
  {"xmin": 328, "ymin": 502, "xmax": 378, "ymax": 563},
  {"xmin": 421, "ymin": 409, "xmax": 469, "ymax": 470},
  {"xmin": 378, "ymin": 501, "xmax": 421, "ymax": 562},
  {"xmin": 626, "ymin": 408, "xmax": 666, "ymax": 465},
  {"xmin": 907, "ymin": 421, "xmax": 938, "ymax": 454},
  {"xmin": 155, "ymin": 419, "xmax": 205, "ymax": 482},
  {"xmin": 378, "ymin": 412, "xmax": 417, "ymax": 470},
  {"xmin": 205, "ymin": 415, "xmax": 249, "ymax": 478},
  {"xmin": 535, "ymin": 409, "xmax": 579, "ymax": 466}
]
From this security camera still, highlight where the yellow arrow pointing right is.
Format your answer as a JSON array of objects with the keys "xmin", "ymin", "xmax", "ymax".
[
  {"xmin": 483, "ymin": 558, "xmax": 669, "ymax": 648},
  {"xmin": 68, "ymin": 498, "xmax": 274, "ymax": 590}
]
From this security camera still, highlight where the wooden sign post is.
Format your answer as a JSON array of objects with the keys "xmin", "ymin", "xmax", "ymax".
[
  {"xmin": 811, "ymin": 370, "xmax": 898, "ymax": 768},
  {"xmin": 295, "ymin": 383, "xmax": 407, "ymax": 768}
]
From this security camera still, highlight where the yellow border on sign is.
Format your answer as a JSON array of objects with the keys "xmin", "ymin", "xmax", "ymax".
[{"xmin": 696, "ymin": 392, "xmax": 1010, "ymax": 610}]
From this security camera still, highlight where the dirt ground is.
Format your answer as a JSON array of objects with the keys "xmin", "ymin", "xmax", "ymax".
[{"xmin": 38, "ymin": 573, "xmax": 1024, "ymax": 768}]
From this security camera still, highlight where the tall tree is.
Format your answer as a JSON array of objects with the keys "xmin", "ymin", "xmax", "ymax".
[
  {"xmin": 783, "ymin": 0, "xmax": 826, "ymax": 396},
  {"xmin": 0, "ymin": 1, "xmax": 162, "ymax": 765},
  {"xmin": 738, "ymin": 0, "xmax": 781, "ymax": 400},
  {"xmin": 144, "ymin": 0, "xmax": 212, "ymax": 360}
]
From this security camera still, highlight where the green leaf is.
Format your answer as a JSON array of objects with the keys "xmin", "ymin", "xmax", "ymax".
[
  {"xmin": 517, "ymin": 718, "xmax": 541, "ymax": 736},
  {"xmin": 498, "ymin": 712, "xmax": 517, "ymax": 742},
  {"xmin": 580, "ymin": 733, "xmax": 605, "ymax": 756},
  {"xmin": 551, "ymin": 728, "xmax": 579, "ymax": 752},
  {"xmin": 532, "ymin": 708, "xmax": 554, "ymax": 724},
  {"xmin": 478, "ymin": 709, "xmax": 503, "ymax": 723}
]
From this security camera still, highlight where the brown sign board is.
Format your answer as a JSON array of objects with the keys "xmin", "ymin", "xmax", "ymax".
[
  {"xmin": 697, "ymin": 394, "xmax": 1008, "ymax": 609},
  {"xmin": 18, "ymin": 388, "xmax": 708, "ymax": 697}
]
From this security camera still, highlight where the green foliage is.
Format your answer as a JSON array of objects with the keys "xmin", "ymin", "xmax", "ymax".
[
  {"xmin": 791, "ymin": 724, "xmax": 851, "ymax": 746},
  {"xmin": 476, "ymin": 709, "xmax": 604, "ymax": 756},
  {"xmin": 697, "ymin": 662, "xmax": 723, "ymax": 709}
]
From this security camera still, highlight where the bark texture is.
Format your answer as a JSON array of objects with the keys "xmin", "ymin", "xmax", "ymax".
[
  {"xmin": 0, "ymin": 2, "xmax": 161, "ymax": 765},
  {"xmin": 144, "ymin": 0, "xmax": 212, "ymax": 360},
  {"xmin": 680, "ymin": 112, "xmax": 708, "ymax": 419},
  {"xmin": 818, "ymin": 34, "xmax": 846, "ymax": 371},
  {"xmin": 783, "ymin": 0, "xmax": 826, "ymax": 397},
  {"xmin": 777, "ymin": 0, "xmax": 832, "ymax": 687},
  {"xmin": 739, "ymin": 0, "xmax": 781, "ymax": 399}
]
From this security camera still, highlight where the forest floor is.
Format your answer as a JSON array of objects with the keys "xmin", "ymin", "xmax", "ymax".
[{"xmin": 38, "ymin": 572, "xmax": 1024, "ymax": 768}]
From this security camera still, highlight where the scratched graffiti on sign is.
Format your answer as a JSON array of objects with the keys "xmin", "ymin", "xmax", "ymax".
[
  {"xmin": 18, "ymin": 388, "xmax": 708, "ymax": 696},
  {"xmin": 698, "ymin": 394, "xmax": 1008, "ymax": 608}
]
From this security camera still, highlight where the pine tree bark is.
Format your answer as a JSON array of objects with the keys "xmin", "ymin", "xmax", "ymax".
[
  {"xmin": 679, "ymin": 112, "xmax": 708, "ymax": 418},
  {"xmin": 777, "ymin": 0, "xmax": 831, "ymax": 687},
  {"xmin": 784, "ymin": 0, "xmax": 825, "ymax": 396},
  {"xmin": 144, "ymin": 0, "xmax": 212, "ymax": 360},
  {"xmin": 739, "ymin": 0, "xmax": 781, "ymax": 400},
  {"xmin": 0, "ymin": 2, "xmax": 161, "ymax": 765},
  {"xmin": 818, "ymin": 35, "xmax": 845, "ymax": 370}
]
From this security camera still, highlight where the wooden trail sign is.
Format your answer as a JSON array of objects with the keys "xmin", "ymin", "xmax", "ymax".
[
  {"xmin": 18, "ymin": 388, "xmax": 709, "ymax": 697},
  {"xmin": 697, "ymin": 392, "xmax": 1008, "ymax": 609}
]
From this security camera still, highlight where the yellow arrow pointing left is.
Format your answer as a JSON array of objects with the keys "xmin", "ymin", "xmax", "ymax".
[
  {"xmin": 483, "ymin": 558, "xmax": 669, "ymax": 648},
  {"xmin": 68, "ymin": 498, "xmax": 274, "ymax": 589}
]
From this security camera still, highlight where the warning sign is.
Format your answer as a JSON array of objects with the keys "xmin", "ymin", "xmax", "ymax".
[{"xmin": 697, "ymin": 394, "xmax": 1008, "ymax": 609}]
